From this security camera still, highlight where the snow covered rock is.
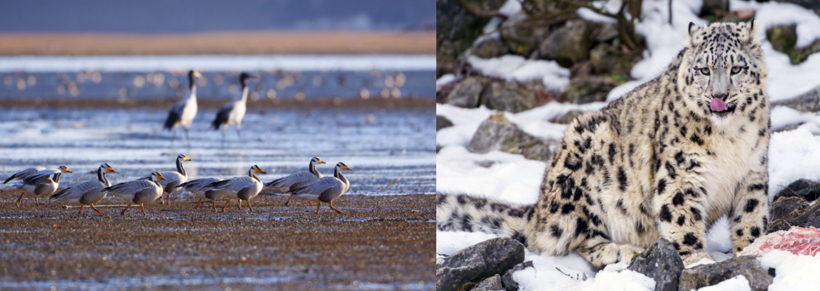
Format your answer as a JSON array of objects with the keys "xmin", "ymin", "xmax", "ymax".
[
  {"xmin": 628, "ymin": 238, "xmax": 684, "ymax": 291},
  {"xmin": 741, "ymin": 227, "xmax": 820, "ymax": 257},
  {"xmin": 472, "ymin": 38, "xmax": 510, "ymax": 59},
  {"xmin": 467, "ymin": 112, "xmax": 555, "ymax": 161},
  {"xmin": 678, "ymin": 256, "xmax": 773, "ymax": 291},
  {"xmin": 435, "ymin": 237, "xmax": 526, "ymax": 291},
  {"xmin": 444, "ymin": 77, "xmax": 486, "ymax": 108},
  {"xmin": 773, "ymin": 178, "xmax": 820, "ymax": 202}
]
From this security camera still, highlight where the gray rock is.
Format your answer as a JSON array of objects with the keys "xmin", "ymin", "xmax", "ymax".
[
  {"xmin": 436, "ymin": 0, "xmax": 506, "ymax": 60},
  {"xmin": 700, "ymin": 0, "xmax": 729, "ymax": 18},
  {"xmin": 436, "ymin": 237, "xmax": 526, "ymax": 291},
  {"xmin": 445, "ymin": 77, "xmax": 486, "ymax": 108},
  {"xmin": 774, "ymin": 122, "xmax": 805, "ymax": 133},
  {"xmin": 774, "ymin": 179, "xmax": 820, "ymax": 202},
  {"xmin": 560, "ymin": 76, "xmax": 617, "ymax": 104},
  {"xmin": 437, "ymin": 115, "xmax": 454, "ymax": 131},
  {"xmin": 539, "ymin": 20, "xmax": 596, "ymax": 68},
  {"xmin": 474, "ymin": 274, "xmax": 505, "ymax": 291},
  {"xmin": 472, "ymin": 37, "xmax": 509, "ymax": 59},
  {"xmin": 594, "ymin": 23, "xmax": 619, "ymax": 43},
  {"xmin": 768, "ymin": 199, "xmax": 820, "ymax": 232},
  {"xmin": 770, "ymin": 84, "xmax": 820, "ymax": 112},
  {"xmin": 499, "ymin": 14, "xmax": 553, "ymax": 57},
  {"xmin": 551, "ymin": 110, "xmax": 585, "ymax": 124},
  {"xmin": 501, "ymin": 261, "xmax": 534, "ymax": 291},
  {"xmin": 467, "ymin": 112, "xmax": 556, "ymax": 161},
  {"xmin": 679, "ymin": 256, "xmax": 773, "ymax": 291},
  {"xmin": 770, "ymin": 196, "xmax": 810, "ymax": 224},
  {"xmin": 481, "ymin": 79, "xmax": 548, "ymax": 113},
  {"xmin": 628, "ymin": 238, "xmax": 684, "ymax": 291},
  {"xmin": 589, "ymin": 43, "xmax": 633, "ymax": 75}
]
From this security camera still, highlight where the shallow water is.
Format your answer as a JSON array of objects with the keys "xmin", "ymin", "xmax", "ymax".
[{"xmin": 0, "ymin": 106, "xmax": 435, "ymax": 196}]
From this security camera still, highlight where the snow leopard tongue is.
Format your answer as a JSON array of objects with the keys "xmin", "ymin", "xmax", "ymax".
[{"xmin": 710, "ymin": 98, "xmax": 728, "ymax": 112}]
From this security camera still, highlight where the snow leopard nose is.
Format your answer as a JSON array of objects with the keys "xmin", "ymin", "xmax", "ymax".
[{"xmin": 712, "ymin": 93, "xmax": 728, "ymax": 101}]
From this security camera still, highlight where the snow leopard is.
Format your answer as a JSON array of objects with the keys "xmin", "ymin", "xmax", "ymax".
[{"xmin": 437, "ymin": 20, "xmax": 770, "ymax": 268}]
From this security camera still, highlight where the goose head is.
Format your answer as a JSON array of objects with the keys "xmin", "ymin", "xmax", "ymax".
[
  {"xmin": 178, "ymin": 154, "xmax": 192, "ymax": 162},
  {"xmin": 336, "ymin": 162, "xmax": 353, "ymax": 173},
  {"xmin": 58, "ymin": 165, "xmax": 73, "ymax": 173},
  {"xmin": 312, "ymin": 157, "xmax": 326, "ymax": 165},
  {"xmin": 102, "ymin": 163, "xmax": 117, "ymax": 173},
  {"xmin": 152, "ymin": 172, "xmax": 167, "ymax": 181},
  {"xmin": 251, "ymin": 165, "xmax": 268, "ymax": 175}
]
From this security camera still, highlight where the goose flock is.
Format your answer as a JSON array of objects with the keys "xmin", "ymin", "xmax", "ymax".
[{"xmin": 2, "ymin": 155, "xmax": 354, "ymax": 216}]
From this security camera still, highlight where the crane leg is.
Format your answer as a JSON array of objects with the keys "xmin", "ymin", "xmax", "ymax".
[{"xmin": 236, "ymin": 127, "xmax": 243, "ymax": 145}]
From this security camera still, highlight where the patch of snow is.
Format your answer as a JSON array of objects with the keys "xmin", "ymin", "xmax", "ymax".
[
  {"xmin": 696, "ymin": 275, "xmax": 751, "ymax": 291},
  {"xmin": 436, "ymin": 230, "xmax": 500, "ymax": 255},
  {"xmin": 506, "ymin": 101, "xmax": 608, "ymax": 140},
  {"xmin": 436, "ymin": 74, "xmax": 458, "ymax": 88},
  {"xmin": 575, "ymin": 263, "xmax": 655, "ymax": 291},
  {"xmin": 768, "ymin": 127, "xmax": 820, "ymax": 201},
  {"xmin": 436, "ymin": 104, "xmax": 496, "ymax": 147},
  {"xmin": 499, "ymin": 0, "xmax": 523, "ymax": 16},
  {"xmin": 467, "ymin": 55, "xmax": 571, "ymax": 92},
  {"xmin": 576, "ymin": 8, "xmax": 617, "ymax": 24},
  {"xmin": 730, "ymin": 0, "xmax": 820, "ymax": 49},
  {"xmin": 770, "ymin": 106, "xmax": 820, "ymax": 131},
  {"xmin": 759, "ymin": 250, "xmax": 820, "ymax": 291}
]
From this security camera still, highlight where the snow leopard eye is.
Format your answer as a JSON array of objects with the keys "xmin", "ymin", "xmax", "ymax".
[
  {"xmin": 730, "ymin": 67, "xmax": 742, "ymax": 75},
  {"xmin": 699, "ymin": 68, "xmax": 710, "ymax": 75}
]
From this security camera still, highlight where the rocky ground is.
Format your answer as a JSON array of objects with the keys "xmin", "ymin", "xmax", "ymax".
[{"xmin": 0, "ymin": 190, "xmax": 435, "ymax": 290}]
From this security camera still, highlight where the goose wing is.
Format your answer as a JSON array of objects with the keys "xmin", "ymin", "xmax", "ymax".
[
  {"xmin": 51, "ymin": 180, "xmax": 104, "ymax": 202},
  {"xmin": 105, "ymin": 180, "xmax": 157, "ymax": 199},
  {"xmin": 23, "ymin": 169, "xmax": 57, "ymax": 184},
  {"xmin": 212, "ymin": 177, "xmax": 256, "ymax": 192},
  {"xmin": 181, "ymin": 178, "xmax": 221, "ymax": 191},
  {"xmin": 292, "ymin": 177, "xmax": 344, "ymax": 201},
  {"xmin": 265, "ymin": 171, "xmax": 315, "ymax": 189},
  {"xmin": 4, "ymin": 167, "xmax": 43, "ymax": 184}
]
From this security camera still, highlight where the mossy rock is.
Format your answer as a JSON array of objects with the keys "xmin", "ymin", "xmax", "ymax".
[
  {"xmin": 539, "ymin": 20, "xmax": 596, "ymax": 68},
  {"xmin": 481, "ymin": 79, "xmax": 548, "ymax": 113},
  {"xmin": 560, "ymin": 76, "xmax": 617, "ymax": 104}
]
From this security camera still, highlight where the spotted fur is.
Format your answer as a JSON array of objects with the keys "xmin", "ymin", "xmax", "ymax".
[{"xmin": 437, "ymin": 21, "xmax": 770, "ymax": 268}]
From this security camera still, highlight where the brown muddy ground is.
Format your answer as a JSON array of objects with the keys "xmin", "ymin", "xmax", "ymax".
[{"xmin": 0, "ymin": 190, "xmax": 435, "ymax": 290}]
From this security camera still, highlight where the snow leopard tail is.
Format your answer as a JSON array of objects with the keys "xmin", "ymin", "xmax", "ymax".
[{"xmin": 436, "ymin": 193, "xmax": 535, "ymax": 245}]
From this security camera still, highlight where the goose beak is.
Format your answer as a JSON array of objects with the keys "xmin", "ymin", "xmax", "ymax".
[
  {"xmin": 110, "ymin": 169, "xmax": 118, "ymax": 173},
  {"xmin": 184, "ymin": 157, "xmax": 192, "ymax": 162},
  {"xmin": 156, "ymin": 173, "xmax": 167, "ymax": 181},
  {"xmin": 318, "ymin": 159, "xmax": 326, "ymax": 165}
]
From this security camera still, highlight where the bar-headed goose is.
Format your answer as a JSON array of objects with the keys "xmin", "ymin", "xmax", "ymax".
[
  {"xmin": 16, "ymin": 165, "xmax": 73, "ymax": 206},
  {"xmin": 291, "ymin": 162, "xmax": 352, "ymax": 214},
  {"xmin": 208, "ymin": 165, "xmax": 267, "ymax": 212},
  {"xmin": 264, "ymin": 157, "xmax": 325, "ymax": 206},
  {"xmin": 142, "ymin": 154, "xmax": 191, "ymax": 204},
  {"xmin": 50, "ymin": 163, "xmax": 117, "ymax": 214},
  {"xmin": 107, "ymin": 172, "xmax": 166, "ymax": 216},
  {"xmin": 179, "ymin": 177, "xmax": 222, "ymax": 210}
]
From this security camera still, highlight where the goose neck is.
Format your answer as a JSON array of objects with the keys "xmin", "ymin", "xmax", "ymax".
[
  {"xmin": 98, "ymin": 167, "xmax": 111, "ymax": 187},
  {"xmin": 176, "ymin": 158, "xmax": 187, "ymax": 177},
  {"xmin": 52, "ymin": 173, "xmax": 62, "ymax": 183}
]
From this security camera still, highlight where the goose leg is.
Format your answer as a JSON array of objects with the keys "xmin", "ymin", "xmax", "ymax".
[
  {"xmin": 328, "ymin": 202, "xmax": 343, "ymax": 214},
  {"xmin": 315, "ymin": 202, "xmax": 322, "ymax": 214},
  {"xmin": 16, "ymin": 194, "xmax": 23, "ymax": 207},
  {"xmin": 238, "ymin": 199, "xmax": 242, "ymax": 209},
  {"xmin": 212, "ymin": 200, "xmax": 217, "ymax": 211},
  {"xmin": 140, "ymin": 204, "xmax": 147, "ymax": 216},
  {"xmin": 285, "ymin": 195, "xmax": 292, "ymax": 206},
  {"xmin": 121, "ymin": 202, "xmax": 133, "ymax": 216},
  {"xmin": 223, "ymin": 199, "xmax": 232, "ymax": 212},
  {"xmin": 247, "ymin": 200, "xmax": 254, "ymax": 212},
  {"xmin": 308, "ymin": 201, "xmax": 315, "ymax": 206},
  {"xmin": 78, "ymin": 205, "xmax": 84, "ymax": 214},
  {"xmin": 196, "ymin": 198, "xmax": 202, "ymax": 210},
  {"xmin": 35, "ymin": 196, "xmax": 39, "ymax": 206},
  {"xmin": 90, "ymin": 204, "xmax": 104, "ymax": 215}
]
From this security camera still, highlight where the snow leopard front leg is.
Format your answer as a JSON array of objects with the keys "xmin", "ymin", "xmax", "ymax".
[
  {"xmin": 652, "ymin": 148, "xmax": 712, "ymax": 266},
  {"xmin": 729, "ymin": 169, "xmax": 769, "ymax": 253}
]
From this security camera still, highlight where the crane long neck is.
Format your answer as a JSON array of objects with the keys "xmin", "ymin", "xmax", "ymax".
[
  {"xmin": 52, "ymin": 173, "xmax": 62, "ymax": 183},
  {"xmin": 98, "ymin": 167, "xmax": 111, "ymax": 187},
  {"xmin": 176, "ymin": 158, "xmax": 187, "ymax": 177},
  {"xmin": 188, "ymin": 75, "xmax": 197, "ymax": 99},
  {"xmin": 240, "ymin": 84, "xmax": 249, "ymax": 102}
]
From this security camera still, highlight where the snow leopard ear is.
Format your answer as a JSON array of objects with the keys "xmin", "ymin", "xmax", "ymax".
[{"xmin": 686, "ymin": 22, "xmax": 703, "ymax": 47}]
